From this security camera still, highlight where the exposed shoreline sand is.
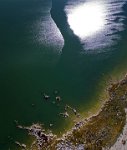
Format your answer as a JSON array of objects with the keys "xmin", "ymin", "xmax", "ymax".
[{"xmin": 15, "ymin": 74, "xmax": 127, "ymax": 149}]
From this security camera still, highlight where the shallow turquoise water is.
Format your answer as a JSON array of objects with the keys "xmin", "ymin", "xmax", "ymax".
[{"xmin": 0, "ymin": 0, "xmax": 127, "ymax": 149}]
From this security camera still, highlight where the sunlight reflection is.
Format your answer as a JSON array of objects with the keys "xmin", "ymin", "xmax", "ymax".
[{"xmin": 67, "ymin": 2, "xmax": 107, "ymax": 38}]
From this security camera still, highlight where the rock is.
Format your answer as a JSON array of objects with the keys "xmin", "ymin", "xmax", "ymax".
[
  {"xmin": 43, "ymin": 93, "xmax": 50, "ymax": 100},
  {"xmin": 73, "ymin": 108, "xmax": 77, "ymax": 115},
  {"xmin": 60, "ymin": 112, "xmax": 69, "ymax": 118},
  {"xmin": 122, "ymin": 140, "xmax": 126, "ymax": 145},
  {"xmin": 56, "ymin": 96, "xmax": 61, "ymax": 101},
  {"xmin": 49, "ymin": 124, "xmax": 53, "ymax": 127}
]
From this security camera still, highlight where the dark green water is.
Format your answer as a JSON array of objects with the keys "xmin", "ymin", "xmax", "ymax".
[{"xmin": 0, "ymin": 0, "xmax": 127, "ymax": 149}]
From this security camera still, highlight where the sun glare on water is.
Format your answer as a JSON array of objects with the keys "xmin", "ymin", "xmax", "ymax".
[{"xmin": 67, "ymin": 2, "xmax": 106, "ymax": 38}]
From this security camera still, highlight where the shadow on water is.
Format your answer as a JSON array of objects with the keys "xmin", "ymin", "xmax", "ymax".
[
  {"xmin": 50, "ymin": 0, "xmax": 127, "ymax": 109},
  {"xmin": 50, "ymin": 0, "xmax": 108, "ymax": 114},
  {"xmin": 50, "ymin": 0, "xmax": 83, "ymax": 54}
]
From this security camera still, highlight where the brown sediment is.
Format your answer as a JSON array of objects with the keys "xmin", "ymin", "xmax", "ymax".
[
  {"xmin": 110, "ymin": 109, "xmax": 127, "ymax": 149},
  {"xmin": 16, "ymin": 74, "xmax": 127, "ymax": 150}
]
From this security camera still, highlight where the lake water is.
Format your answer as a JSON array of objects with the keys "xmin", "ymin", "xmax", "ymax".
[{"xmin": 0, "ymin": 0, "xmax": 127, "ymax": 149}]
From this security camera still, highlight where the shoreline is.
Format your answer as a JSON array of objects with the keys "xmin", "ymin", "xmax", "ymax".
[
  {"xmin": 15, "ymin": 74, "xmax": 127, "ymax": 149},
  {"xmin": 52, "ymin": 74, "xmax": 127, "ymax": 149}
]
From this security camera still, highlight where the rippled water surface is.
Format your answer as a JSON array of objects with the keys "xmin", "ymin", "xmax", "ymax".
[
  {"xmin": 0, "ymin": 0, "xmax": 127, "ymax": 149},
  {"xmin": 65, "ymin": 0, "xmax": 126, "ymax": 52}
]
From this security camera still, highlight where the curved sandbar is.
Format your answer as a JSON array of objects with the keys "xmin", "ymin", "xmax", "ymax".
[{"xmin": 16, "ymin": 74, "xmax": 127, "ymax": 149}]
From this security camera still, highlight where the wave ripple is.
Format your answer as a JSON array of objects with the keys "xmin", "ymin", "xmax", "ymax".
[{"xmin": 65, "ymin": 0, "xmax": 127, "ymax": 53}]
